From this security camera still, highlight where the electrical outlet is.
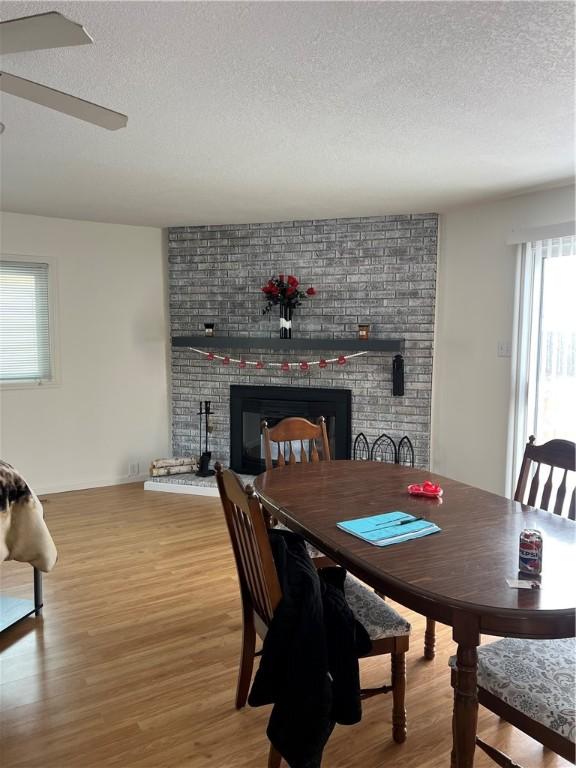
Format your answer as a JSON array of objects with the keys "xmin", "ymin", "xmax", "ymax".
[
  {"xmin": 128, "ymin": 461, "xmax": 139, "ymax": 476},
  {"xmin": 497, "ymin": 341, "xmax": 512, "ymax": 358}
]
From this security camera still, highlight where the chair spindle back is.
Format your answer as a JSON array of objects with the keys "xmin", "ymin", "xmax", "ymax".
[
  {"xmin": 514, "ymin": 436, "xmax": 576, "ymax": 519},
  {"xmin": 262, "ymin": 416, "xmax": 331, "ymax": 471},
  {"xmin": 215, "ymin": 463, "xmax": 282, "ymax": 625}
]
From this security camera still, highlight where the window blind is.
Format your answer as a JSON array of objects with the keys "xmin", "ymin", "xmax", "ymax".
[{"xmin": 0, "ymin": 261, "xmax": 52, "ymax": 382}]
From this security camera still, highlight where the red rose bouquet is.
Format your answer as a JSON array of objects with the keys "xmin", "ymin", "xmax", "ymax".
[{"xmin": 261, "ymin": 274, "xmax": 317, "ymax": 314}]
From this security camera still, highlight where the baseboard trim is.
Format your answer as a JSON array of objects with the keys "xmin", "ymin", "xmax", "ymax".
[{"xmin": 37, "ymin": 474, "xmax": 149, "ymax": 496}]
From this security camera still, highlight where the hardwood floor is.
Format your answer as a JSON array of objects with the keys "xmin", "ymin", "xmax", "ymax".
[{"xmin": 0, "ymin": 484, "xmax": 570, "ymax": 768}]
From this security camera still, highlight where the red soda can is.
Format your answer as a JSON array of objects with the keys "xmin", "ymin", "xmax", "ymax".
[{"xmin": 519, "ymin": 529, "xmax": 543, "ymax": 575}]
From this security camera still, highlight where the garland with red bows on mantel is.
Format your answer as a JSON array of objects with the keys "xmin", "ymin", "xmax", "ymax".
[{"xmin": 186, "ymin": 347, "xmax": 367, "ymax": 371}]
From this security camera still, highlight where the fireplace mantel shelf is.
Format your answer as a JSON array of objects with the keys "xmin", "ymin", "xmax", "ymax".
[{"xmin": 172, "ymin": 336, "xmax": 404, "ymax": 353}]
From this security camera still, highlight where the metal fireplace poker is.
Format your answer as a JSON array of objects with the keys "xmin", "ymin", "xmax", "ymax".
[{"xmin": 196, "ymin": 400, "xmax": 215, "ymax": 477}]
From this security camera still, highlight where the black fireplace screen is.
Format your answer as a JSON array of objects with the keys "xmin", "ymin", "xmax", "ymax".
[{"xmin": 230, "ymin": 385, "xmax": 352, "ymax": 474}]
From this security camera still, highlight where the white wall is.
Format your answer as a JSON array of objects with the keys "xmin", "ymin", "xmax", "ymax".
[
  {"xmin": 0, "ymin": 212, "xmax": 170, "ymax": 493},
  {"xmin": 432, "ymin": 184, "xmax": 575, "ymax": 495}
]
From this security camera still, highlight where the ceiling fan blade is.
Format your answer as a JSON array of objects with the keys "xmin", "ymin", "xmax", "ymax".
[
  {"xmin": 0, "ymin": 72, "xmax": 127, "ymax": 130},
  {"xmin": 0, "ymin": 11, "xmax": 92, "ymax": 55}
]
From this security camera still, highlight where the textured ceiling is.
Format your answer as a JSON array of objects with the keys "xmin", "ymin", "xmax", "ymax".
[{"xmin": 0, "ymin": 1, "xmax": 574, "ymax": 227}]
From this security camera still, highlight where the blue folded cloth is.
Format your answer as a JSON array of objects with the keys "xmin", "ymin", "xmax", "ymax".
[{"xmin": 337, "ymin": 511, "xmax": 441, "ymax": 547}]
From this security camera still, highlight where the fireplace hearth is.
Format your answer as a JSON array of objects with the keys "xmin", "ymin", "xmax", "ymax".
[{"xmin": 230, "ymin": 385, "xmax": 351, "ymax": 474}]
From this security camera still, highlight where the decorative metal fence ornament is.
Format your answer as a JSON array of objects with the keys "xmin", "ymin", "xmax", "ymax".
[
  {"xmin": 353, "ymin": 433, "xmax": 370, "ymax": 461},
  {"xmin": 397, "ymin": 435, "xmax": 415, "ymax": 467},
  {"xmin": 370, "ymin": 433, "xmax": 398, "ymax": 463},
  {"xmin": 353, "ymin": 433, "xmax": 416, "ymax": 466}
]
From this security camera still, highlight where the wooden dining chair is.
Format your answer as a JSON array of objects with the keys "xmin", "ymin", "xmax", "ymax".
[
  {"xmin": 514, "ymin": 435, "xmax": 575, "ymax": 518},
  {"xmin": 262, "ymin": 416, "xmax": 330, "ymax": 470},
  {"xmin": 262, "ymin": 415, "xmax": 331, "ymax": 559},
  {"xmin": 215, "ymin": 463, "xmax": 411, "ymax": 767},
  {"xmin": 450, "ymin": 436, "xmax": 576, "ymax": 767}
]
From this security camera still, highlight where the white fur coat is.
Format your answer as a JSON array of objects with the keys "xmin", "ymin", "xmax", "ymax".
[{"xmin": 0, "ymin": 461, "xmax": 57, "ymax": 572}]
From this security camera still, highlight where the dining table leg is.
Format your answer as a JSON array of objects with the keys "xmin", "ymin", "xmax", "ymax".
[
  {"xmin": 424, "ymin": 617, "xmax": 436, "ymax": 660},
  {"xmin": 450, "ymin": 619, "xmax": 480, "ymax": 767}
]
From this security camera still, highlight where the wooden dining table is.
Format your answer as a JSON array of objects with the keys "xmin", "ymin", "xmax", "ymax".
[{"xmin": 254, "ymin": 460, "xmax": 576, "ymax": 768}]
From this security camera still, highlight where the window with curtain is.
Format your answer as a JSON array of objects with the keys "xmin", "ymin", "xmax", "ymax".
[
  {"xmin": 511, "ymin": 235, "xmax": 576, "ymax": 487},
  {"xmin": 0, "ymin": 260, "xmax": 53, "ymax": 382}
]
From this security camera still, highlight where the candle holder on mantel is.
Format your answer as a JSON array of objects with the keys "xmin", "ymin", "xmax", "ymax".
[
  {"xmin": 358, "ymin": 324, "xmax": 370, "ymax": 340},
  {"xmin": 196, "ymin": 400, "xmax": 215, "ymax": 476},
  {"xmin": 204, "ymin": 323, "xmax": 215, "ymax": 337}
]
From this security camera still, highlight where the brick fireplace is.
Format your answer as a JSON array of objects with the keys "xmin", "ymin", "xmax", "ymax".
[{"xmin": 168, "ymin": 213, "xmax": 437, "ymax": 469}]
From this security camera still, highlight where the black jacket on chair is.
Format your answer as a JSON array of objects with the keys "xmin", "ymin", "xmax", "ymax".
[{"xmin": 248, "ymin": 529, "xmax": 371, "ymax": 768}]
